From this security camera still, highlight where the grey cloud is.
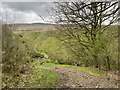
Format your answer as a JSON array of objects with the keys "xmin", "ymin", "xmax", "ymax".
[
  {"xmin": 2, "ymin": 0, "xmax": 79, "ymax": 2},
  {"xmin": 3, "ymin": 2, "xmax": 53, "ymax": 14},
  {"xmin": 2, "ymin": 2, "xmax": 55, "ymax": 23},
  {"xmin": 2, "ymin": 2, "xmax": 55, "ymax": 19}
]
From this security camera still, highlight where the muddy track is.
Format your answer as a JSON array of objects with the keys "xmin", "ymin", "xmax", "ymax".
[{"xmin": 50, "ymin": 67, "xmax": 118, "ymax": 88}]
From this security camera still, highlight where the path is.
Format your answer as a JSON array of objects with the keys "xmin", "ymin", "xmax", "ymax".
[{"xmin": 50, "ymin": 67, "xmax": 118, "ymax": 88}]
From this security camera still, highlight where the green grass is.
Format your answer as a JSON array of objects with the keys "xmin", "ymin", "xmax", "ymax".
[
  {"xmin": 15, "ymin": 31, "xmax": 69, "ymax": 64},
  {"xmin": 62, "ymin": 65, "xmax": 104, "ymax": 77},
  {"xmin": 41, "ymin": 62, "xmax": 104, "ymax": 77},
  {"xmin": 22, "ymin": 60, "xmax": 60, "ymax": 88}
]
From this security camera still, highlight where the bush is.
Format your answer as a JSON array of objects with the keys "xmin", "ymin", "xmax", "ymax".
[{"xmin": 2, "ymin": 24, "xmax": 32, "ymax": 88}]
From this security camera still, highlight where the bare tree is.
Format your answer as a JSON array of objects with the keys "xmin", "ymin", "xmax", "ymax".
[{"xmin": 54, "ymin": 0, "xmax": 119, "ymax": 69}]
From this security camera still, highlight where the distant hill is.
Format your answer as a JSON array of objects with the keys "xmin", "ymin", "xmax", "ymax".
[
  {"xmin": 15, "ymin": 23, "xmax": 57, "ymax": 32},
  {"xmin": 12, "ymin": 23, "xmax": 120, "ymax": 32},
  {"xmin": 32, "ymin": 22, "xmax": 56, "ymax": 25}
]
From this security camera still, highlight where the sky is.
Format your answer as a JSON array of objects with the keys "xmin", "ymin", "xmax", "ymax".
[
  {"xmin": 1, "ymin": 2, "xmax": 55, "ymax": 23},
  {"xmin": 1, "ymin": 1, "xmax": 119, "ymax": 24},
  {"xmin": 1, "ymin": 0, "xmax": 80, "ymax": 23}
]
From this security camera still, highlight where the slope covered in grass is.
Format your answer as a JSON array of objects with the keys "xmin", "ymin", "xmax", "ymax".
[
  {"xmin": 10, "ymin": 25, "xmax": 118, "ymax": 87},
  {"xmin": 19, "ymin": 60, "xmax": 60, "ymax": 88}
]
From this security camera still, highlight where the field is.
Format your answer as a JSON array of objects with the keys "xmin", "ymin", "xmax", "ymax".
[{"xmin": 2, "ymin": 23, "xmax": 119, "ymax": 88}]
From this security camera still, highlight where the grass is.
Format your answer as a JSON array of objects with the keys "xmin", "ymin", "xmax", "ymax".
[
  {"xmin": 22, "ymin": 60, "xmax": 60, "ymax": 88},
  {"xmin": 41, "ymin": 62, "xmax": 104, "ymax": 77},
  {"xmin": 62, "ymin": 65, "xmax": 104, "ymax": 77},
  {"xmin": 15, "ymin": 31, "xmax": 69, "ymax": 64}
]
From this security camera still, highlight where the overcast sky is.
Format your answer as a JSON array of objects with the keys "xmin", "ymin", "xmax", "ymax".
[
  {"xmin": 1, "ymin": 1, "xmax": 118, "ymax": 24},
  {"xmin": 1, "ymin": 2, "xmax": 55, "ymax": 23}
]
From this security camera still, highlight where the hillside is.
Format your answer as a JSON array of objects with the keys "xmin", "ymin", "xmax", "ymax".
[
  {"xmin": 2, "ymin": 24, "xmax": 119, "ymax": 88},
  {"xmin": 15, "ymin": 23, "xmax": 57, "ymax": 32}
]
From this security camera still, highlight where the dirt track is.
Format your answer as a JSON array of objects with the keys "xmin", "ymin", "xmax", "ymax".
[{"xmin": 51, "ymin": 67, "xmax": 118, "ymax": 88}]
